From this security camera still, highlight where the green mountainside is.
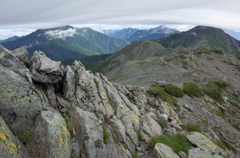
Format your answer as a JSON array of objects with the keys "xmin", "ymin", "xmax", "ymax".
[
  {"xmin": 156, "ymin": 26, "xmax": 240, "ymax": 56},
  {"xmin": 86, "ymin": 40, "xmax": 166, "ymax": 73},
  {"xmin": 86, "ymin": 26, "xmax": 240, "ymax": 87},
  {"xmin": 1, "ymin": 26, "xmax": 129, "ymax": 62},
  {"xmin": 79, "ymin": 53, "xmax": 112, "ymax": 65},
  {"xmin": 27, "ymin": 39, "xmax": 100, "ymax": 62}
]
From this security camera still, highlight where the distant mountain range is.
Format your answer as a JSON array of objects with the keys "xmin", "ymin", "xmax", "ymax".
[
  {"xmin": 224, "ymin": 29, "xmax": 240, "ymax": 40},
  {"xmin": 0, "ymin": 36, "xmax": 21, "ymax": 43},
  {"xmin": 1, "ymin": 26, "xmax": 129, "ymax": 63},
  {"xmin": 103, "ymin": 26, "xmax": 179, "ymax": 42},
  {"xmin": 86, "ymin": 26, "xmax": 240, "ymax": 80}
]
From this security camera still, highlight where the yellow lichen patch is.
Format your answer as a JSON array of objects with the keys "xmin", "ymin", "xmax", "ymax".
[
  {"xmin": 17, "ymin": 144, "xmax": 21, "ymax": 149},
  {"xmin": 131, "ymin": 112, "xmax": 139, "ymax": 123},
  {"xmin": 58, "ymin": 137, "xmax": 63, "ymax": 143},
  {"xmin": 9, "ymin": 143, "xmax": 18, "ymax": 150},
  {"xmin": 119, "ymin": 102, "xmax": 125, "ymax": 109},
  {"xmin": 0, "ymin": 132, "xmax": 7, "ymax": 141},
  {"xmin": 61, "ymin": 127, "xmax": 67, "ymax": 134},
  {"xmin": 133, "ymin": 107, "xmax": 138, "ymax": 113},
  {"xmin": 161, "ymin": 102, "xmax": 174, "ymax": 114},
  {"xmin": 100, "ymin": 92, "xmax": 107, "ymax": 100},
  {"xmin": 91, "ymin": 81, "xmax": 95, "ymax": 85}
]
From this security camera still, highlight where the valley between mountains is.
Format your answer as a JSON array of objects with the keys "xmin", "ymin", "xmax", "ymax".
[{"xmin": 0, "ymin": 25, "xmax": 240, "ymax": 158}]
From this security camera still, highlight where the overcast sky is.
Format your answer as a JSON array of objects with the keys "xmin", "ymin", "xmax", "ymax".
[{"xmin": 0, "ymin": 0, "xmax": 240, "ymax": 39}]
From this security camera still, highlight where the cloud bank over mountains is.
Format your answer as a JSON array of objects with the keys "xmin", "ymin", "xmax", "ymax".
[{"xmin": 0, "ymin": 0, "xmax": 239, "ymax": 30}]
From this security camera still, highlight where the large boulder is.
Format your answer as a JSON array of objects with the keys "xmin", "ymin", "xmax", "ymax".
[
  {"xmin": 11, "ymin": 46, "xmax": 30, "ymax": 67},
  {"xmin": 186, "ymin": 132, "xmax": 226, "ymax": 157},
  {"xmin": 154, "ymin": 143, "xmax": 180, "ymax": 158},
  {"xmin": 0, "ymin": 45, "xmax": 32, "ymax": 83},
  {"xmin": 141, "ymin": 112, "xmax": 162, "ymax": 137},
  {"xmin": 29, "ymin": 110, "xmax": 71, "ymax": 158},
  {"xmin": 188, "ymin": 148, "xmax": 222, "ymax": 158},
  {"xmin": 30, "ymin": 51, "xmax": 63, "ymax": 83}
]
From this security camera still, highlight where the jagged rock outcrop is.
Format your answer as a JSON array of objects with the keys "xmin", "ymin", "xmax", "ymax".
[
  {"xmin": 30, "ymin": 51, "xmax": 63, "ymax": 83},
  {"xmin": 0, "ymin": 45, "xmax": 239, "ymax": 158}
]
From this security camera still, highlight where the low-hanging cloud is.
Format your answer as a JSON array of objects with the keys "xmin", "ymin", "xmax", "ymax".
[{"xmin": 0, "ymin": 0, "xmax": 239, "ymax": 31}]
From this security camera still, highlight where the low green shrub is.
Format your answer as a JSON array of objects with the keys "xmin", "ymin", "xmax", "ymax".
[
  {"xmin": 211, "ymin": 49, "xmax": 223, "ymax": 55},
  {"xmin": 202, "ymin": 83, "xmax": 224, "ymax": 104},
  {"xmin": 181, "ymin": 61, "xmax": 188, "ymax": 69},
  {"xmin": 164, "ymin": 84, "xmax": 184, "ymax": 97},
  {"xmin": 180, "ymin": 123, "xmax": 202, "ymax": 132},
  {"xmin": 102, "ymin": 124, "xmax": 110, "ymax": 143},
  {"xmin": 121, "ymin": 143, "xmax": 137, "ymax": 158},
  {"xmin": 160, "ymin": 63, "xmax": 168, "ymax": 66},
  {"xmin": 147, "ymin": 86, "xmax": 166, "ymax": 98},
  {"xmin": 108, "ymin": 75, "xmax": 123, "ymax": 82},
  {"xmin": 148, "ymin": 134, "xmax": 189, "ymax": 155},
  {"xmin": 94, "ymin": 139, "xmax": 102, "ymax": 148},
  {"xmin": 183, "ymin": 82, "xmax": 204, "ymax": 97},
  {"xmin": 66, "ymin": 122, "xmax": 74, "ymax": 133},
  {"xmin": 179, "ymin": 51, "xmax": 190, "ymax": 54},
  {"xmin": 135, "ymin": 130, "xmax": 143, "ymax": 140},
  {"xmin": 15, "ymin": 124, "xmax": 35, "ymax": 144},
  {"xmin": 133, "ymin": 88, "xmax": 141, "ymax": 92},
  {"xmin": 156, "ymin": 119, "xmax": 166, "ymax": 129},
  {"xmin": 147, "ymin": 86, "xmax": 178, "ymax": 105},
  {"xmin": 179, "ymin": 54, "xmax": 186, "ymax": 59},
  {"xmin": 209, "ymin": 79, "xmax": 228, "ymax": 89}
]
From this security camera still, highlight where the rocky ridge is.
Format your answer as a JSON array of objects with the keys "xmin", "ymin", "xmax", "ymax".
[{"xmin": 0, "ymin": 45, "xmax": 239, "ymax": 157}]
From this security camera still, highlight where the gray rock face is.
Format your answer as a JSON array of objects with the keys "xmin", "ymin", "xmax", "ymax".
[
  {"xmin": 0, "ymin": 45, "xmax": 32, "ymax": 83},
  {"xmin": 0, "ymin": 63, "xmax": 44, "ymax": 132},
  {"xmin": 154, "ymin": 143, "xmax": 180, "ymax": 158},
  {"xmin": 153, "ymin": 81, "xmax": 170, "ymax": 87},
  {"xmin": 142, "ymin": 112, "xmax": 162, "ymax": 137},
  {"xmin": 63, "ymin": 65, "xmax": 76, "ymax": 100},
  {"xmin": 0, "ymin": 116, "xmax": 29, "ymax": 158},
  {"xmin": 71, "ymin": 107, "xmax": 105, "ymax": 158},
  {"xmin": 11, "ymin": 46, "xmax": 30, "ymax": 67},
  {"xmin": 29, "ymin": 110, "xmax": 71, "ymax": 158},
  {"xmin": 106, "ymin": 143, "xmax": 131, "ymax": 158},
  {"xmin": 188, "ymin": 148, "xmax": 222, "ymax": 158},
  {"xmin": 186, "ymin": 132, "xmax": 226, "ymax": 157},
  {"xmin": 30, "ymin": 51, "xmax": 63, "ymax": 83}
]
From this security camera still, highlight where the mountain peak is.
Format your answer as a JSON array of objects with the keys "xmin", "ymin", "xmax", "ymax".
[
  {"xmin": 38, "ymin": 25, "xmax": 75, "ymax": 32},
  {"xmin": 156, "ymin": 25, "xmax": 240, "ymax": 56},
  {"xmin": 34, "ymin": 25, "xmax": 77, "ymax": 40},
  {"xmin": 187, "ymin": 25, "xmax": 223, "ymax": 35}
]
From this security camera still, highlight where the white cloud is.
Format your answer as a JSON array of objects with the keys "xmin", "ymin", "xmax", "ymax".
[
  {"xmin": 44, "ymin": 28, "xmax": 77, "ymax": 39},
  {"xmin": 0, "ymin": 0, "xmax": 239, "ymax": 31},
  {"xmin": 0, "ymin": 28, "xmax": 35, "ymax": 40},
  {"xmin": 0, "ymin": 0, "xmax": 239, "ymax": 40}
]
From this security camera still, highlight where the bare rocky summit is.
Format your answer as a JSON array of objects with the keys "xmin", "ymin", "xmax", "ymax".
[{"xmin": 0, "ymin": 45, "xmax": 239, "ymax": 158}]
